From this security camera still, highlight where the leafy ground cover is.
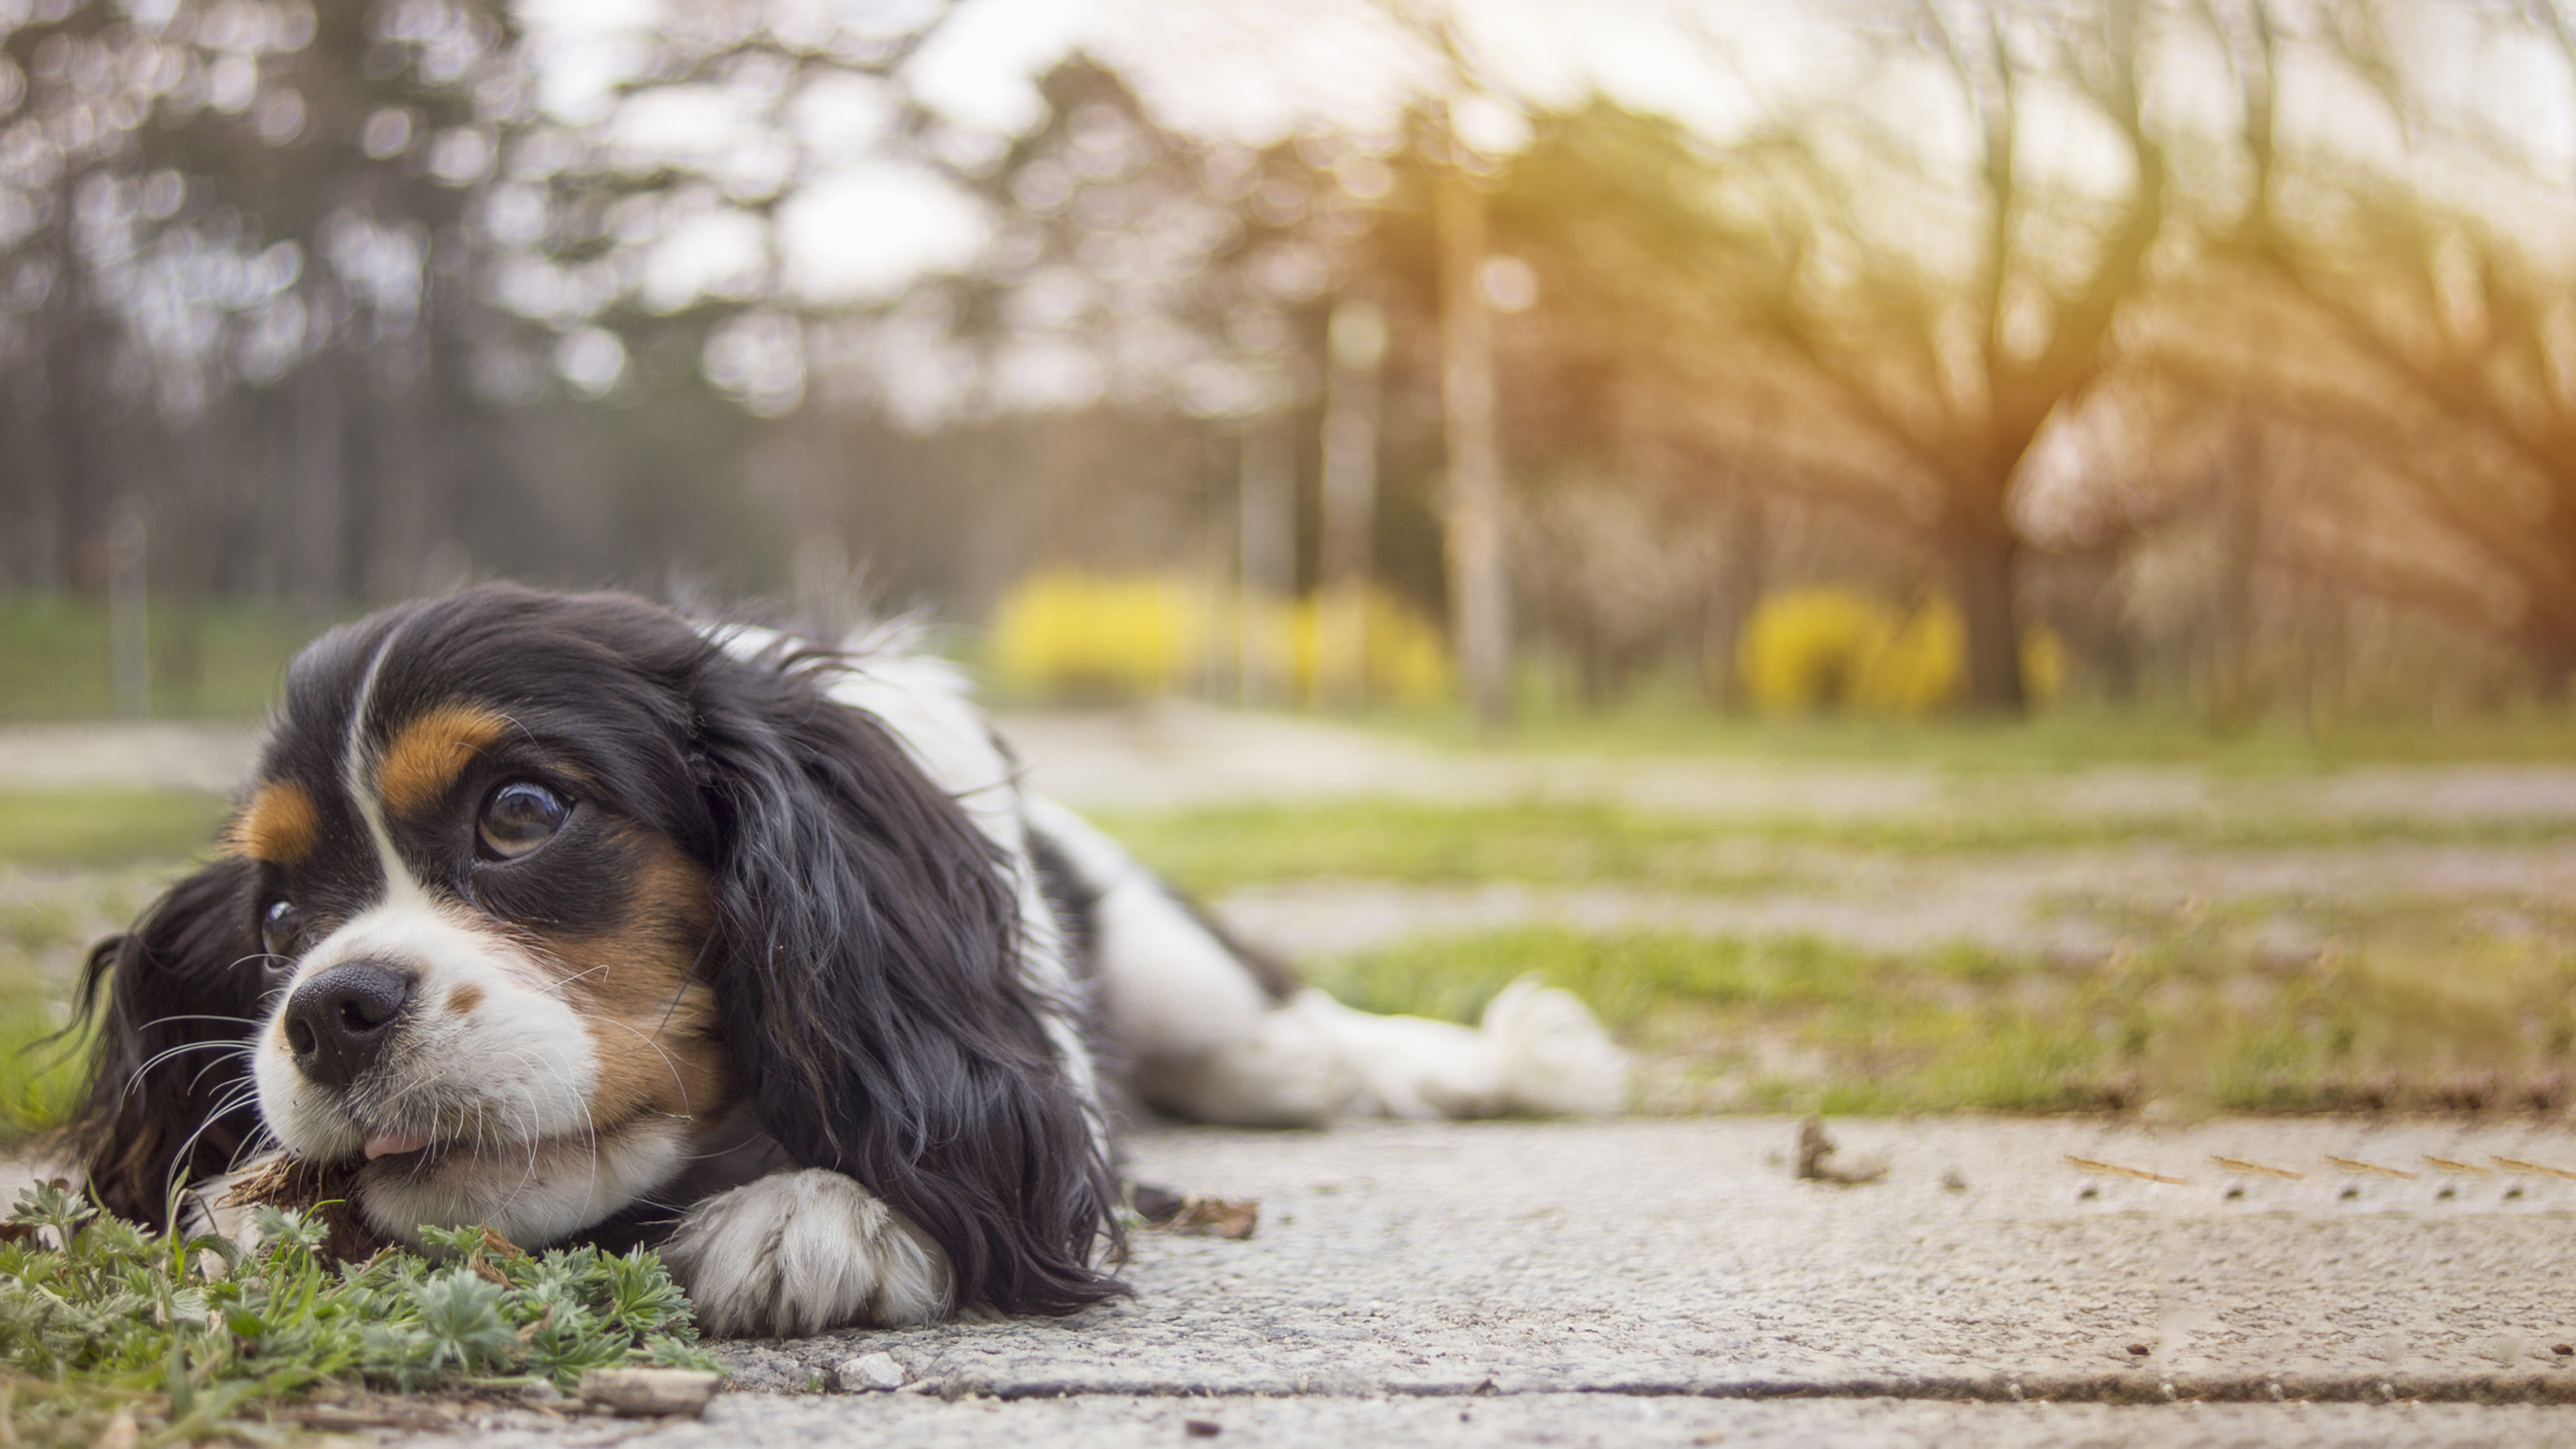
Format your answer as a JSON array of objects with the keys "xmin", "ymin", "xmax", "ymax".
[{"xmin": 0, "ymin": 1182, "xmax": 713, "ymax": 1446}]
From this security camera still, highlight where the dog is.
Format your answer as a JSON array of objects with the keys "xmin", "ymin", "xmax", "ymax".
[{"xmin": 69, "ymin": 584, "xmax": 1627, "ymax": 1336}]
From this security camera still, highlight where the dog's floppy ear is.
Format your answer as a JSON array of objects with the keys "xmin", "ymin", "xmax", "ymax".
[
  {"xmin": 691, "ymin": 654, "xmax": 1121, "ymax": 1316},
  {"xmin": 71, "ymin": 857, "xmax": 270, "ymax": 1226}
]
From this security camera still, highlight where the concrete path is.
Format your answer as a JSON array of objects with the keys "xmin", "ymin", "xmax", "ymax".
[
  {"xmin": 391, "ymin": 1393, "xmax": 2575, "ymax": 1447},
  {"xmin": 371, "ymin": 1117, "xmax": 2576, "ymax": 1445}
]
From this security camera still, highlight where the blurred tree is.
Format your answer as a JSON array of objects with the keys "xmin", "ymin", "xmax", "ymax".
[
  {"xmin": 1711, "ymin": 0, "xmax": 2165, "ymax": 711},
  {"xmin": 0, "ymin": 0, "xmax": 539, "ymax": 609},
  {"xmin": 2188, "ymin": 0, "xmax": 2576, "ymax": 696}
]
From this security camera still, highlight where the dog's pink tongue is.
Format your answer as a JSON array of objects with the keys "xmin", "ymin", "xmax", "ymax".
[{"xmin": 363, "ymin": 1128, "xmax": 431, "ymax": 1160}]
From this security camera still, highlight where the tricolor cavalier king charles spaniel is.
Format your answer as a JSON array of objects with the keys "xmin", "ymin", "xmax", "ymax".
[{"xmin": 68, "ymin": 584, "xmax": 1625, "ymax": 1336}]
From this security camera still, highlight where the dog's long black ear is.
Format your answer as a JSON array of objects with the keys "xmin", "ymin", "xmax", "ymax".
[
  {"xmin": 71, "ymin": 857, "xmax": 269, "ymax": 1226},
  {"xmin": 692, "ymin": 655, "xmax": 1122, "ymax": 1316}
]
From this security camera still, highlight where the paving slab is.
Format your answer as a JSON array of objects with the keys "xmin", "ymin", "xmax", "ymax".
[
  {"xmin": 357, "ymin": 1116, "xmax": 2576, "ymax": 1444},
  {"xmin": 673, "ymin": 1118, "xmax": 2576, "ymax": 1406},
  {"xmin": 387, "ymin": 1392, "xmax": 2576, "ymax": 1448}
]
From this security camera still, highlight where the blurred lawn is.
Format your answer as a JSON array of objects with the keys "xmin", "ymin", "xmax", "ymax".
[
  {"xmin": 0, "ymin": 791, "xmax": 231, "ymax": 869},
  {"xmin": 0, "ymin": 791, "xmax": 229, "ymax": 1144},
  {"xmin": 0, "ymin": 898, "xmax": 105, "ymax": 1145},
  {"xmin": 1369, "ymin": 693, "xmax": 2576, "ymax": 769},
  {"xmin": 0, "ymin": 600, "xmax": 316, "ymax": 721},
  {"xmin": 1091, "ymin": 799, "xmax": 2574, "ymax": 899},
  {"xmin": 1306, "ymin": 920, "xmax": 2576, "ymax": 1118}
]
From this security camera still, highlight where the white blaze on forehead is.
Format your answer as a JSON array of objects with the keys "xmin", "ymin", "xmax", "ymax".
[{"xmin": 344, "ymin": 617, "xmax": 436, "ymax": 910}]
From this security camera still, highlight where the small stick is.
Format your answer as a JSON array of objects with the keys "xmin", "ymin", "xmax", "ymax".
[
  {"xmin": 2323, "ymin": 1156, "xmax": 2416, "ymax": 1179},
  {"xmin": 2211, "ymin": 1156, "xmax": 2302, "ymax": 1180},
  {"xmin": 2066, "ymin": 1156, "xmax": 2186, "ymax": 1185},
  {"xmin": 2420, "ymin": 1156, "xmax": 2491, "ymax": 1176},
  {"xmin": 2491, "ymin": 1156, "xmax": 2576, "ymax": 1181}
]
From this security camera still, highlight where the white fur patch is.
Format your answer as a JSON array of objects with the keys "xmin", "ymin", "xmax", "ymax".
[
  {"xmin": 357, "ymin": 1114, "xmax": 693, "ymax": 1251},
  {"xmin": 251, "ymin": 899, "xmax": 604, "ymax": 1167},
  {"xmin": 1481, "ymin": 976, "xmax": 1631, "ymax": 1117},
  {"xmin": 659, "ymin": 1168, "xmax": 953, "ymax": 1336},
  {"xmin": 1022, "ymin": 795, "xmax": 1632, "ymax": 1124}
]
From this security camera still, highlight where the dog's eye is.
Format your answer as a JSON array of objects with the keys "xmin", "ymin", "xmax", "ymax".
[
  {"xmin": 261, "ymin": 900, "xmax": 303, "ymax": 959},
  {"xmin": 478, "ymin": 781, "xmax": 570, "ymax": 860}
]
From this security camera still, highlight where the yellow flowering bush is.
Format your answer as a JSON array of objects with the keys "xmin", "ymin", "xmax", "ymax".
[
  {"xmin": 989, "ymin": 571, "xmax": 1203, "ymax": 701},
  {"xmin": 1738, "ymin": 588, "xmax": 2060, "ymax": 713},
  {"xmin": 988, "ymin": 572, "xmax": 1451, "ymax": 706}
]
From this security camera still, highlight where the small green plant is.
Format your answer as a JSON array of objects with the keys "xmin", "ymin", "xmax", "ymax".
[{"xmin": 0, "ymin": 1182, "xmax": 716, "ymax": 1444}]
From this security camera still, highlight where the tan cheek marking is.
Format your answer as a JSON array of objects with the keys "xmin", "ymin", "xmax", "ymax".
[
  {"xmin": 447, "ymin": 985, "xmax": 484, "ymax": 1015},
  {"xmin": 376, "ymin": 704, "xmax": 513, "ymax": 819},
  {"xmin": 543, "ymin": 832, "xmax": 732, "ymax": 1123},
  {"xmin": 224, "ymin": 780, "xmax": 320, "ymax": 865}
]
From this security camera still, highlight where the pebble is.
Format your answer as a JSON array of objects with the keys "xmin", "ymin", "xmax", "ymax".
[
  {"xmin": 578, "ymin": 1368, "xmax": 724, "ymax": 1418},
  {"xmin": 836, "ymin": 1352, "xmax": 910, "ymax": 1392}
]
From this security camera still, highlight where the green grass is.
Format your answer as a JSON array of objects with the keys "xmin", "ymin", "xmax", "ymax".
[
  {"xmin": 0, "ymin": 792, "xmax": 231, "ymax": 869},
  {"xmin": 0, "ymin": 601, "xmax": 317, "ymax": 722},
  {"xmin": 0, "ymin": 793, "xmax": 225, "ymax": 1146},
  {"xmin": 1310, "ymin": 921, "xmax": 2576, "ymax": 1117},
  {"xmin": 1089, "ymin": 799, "xmax": 2576, "ymax": 898},
  {"xmin": 0, "ymin": 1183, "xmax": 713, "ymax": 1445}
]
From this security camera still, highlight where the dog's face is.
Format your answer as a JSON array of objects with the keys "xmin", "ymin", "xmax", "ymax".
[{"xmin": 226, "ymin": 591, "xmax": 733, "ymax": 1247}]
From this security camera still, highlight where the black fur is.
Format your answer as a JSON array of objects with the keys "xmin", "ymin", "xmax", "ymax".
[
  {"xmin": 72, "ymin": 583, "xmax": 1124, "ymax": 1316},
  {"xmin": 689, "ymin": 637, "xmax": 1123, "ymax": 1315},
  {"xmin": 72, "ymin": 856, "xmax": 273, "ymax": 1226}
]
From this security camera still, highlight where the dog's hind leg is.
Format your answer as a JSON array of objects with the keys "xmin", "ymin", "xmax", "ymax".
[{"xmin": 1022, "ymin": 798, "xmax": 1629, "ymax": 1124}]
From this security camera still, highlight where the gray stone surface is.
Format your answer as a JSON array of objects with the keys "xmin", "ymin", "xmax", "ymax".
[
  {"xmin": 361, "ymin": 1115, "xmax": 2576, "ymax": 1442},
  {"xmin": 386, "ymin": 1393, "xmax": 2576, "ymax": 1447},
  {"xmin": 679, "ymin": 1119, "xmax": 2576, "ymax": 1407}
]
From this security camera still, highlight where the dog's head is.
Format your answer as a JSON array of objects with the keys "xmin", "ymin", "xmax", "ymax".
[{"xmin": 75, "ymin": 584, "xmax": 1117, "ymax": 1315}]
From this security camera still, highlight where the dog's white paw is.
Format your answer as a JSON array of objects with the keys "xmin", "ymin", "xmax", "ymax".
[
  {"xmin": 1483, "ymin": 976, "xmax": 1630, "ymax": 1117},
  {"xmin": 659, "ymin": 1168, "xmax": 953, "ymax": 1337}
]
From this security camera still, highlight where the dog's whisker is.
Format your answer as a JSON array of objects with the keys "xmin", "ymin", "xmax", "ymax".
[
  {"xmin": 184, "ymin": 1045, "xmax": 258, "ymax": 1095},
  {"xmin": 126, "ymin": 1037, "xmax": 251, "ymax": 1089}
]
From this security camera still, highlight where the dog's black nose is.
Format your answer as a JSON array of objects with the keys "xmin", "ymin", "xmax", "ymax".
[{"xmin": 283, "ymin": 961, "xmax": 413, "ymax": 1088}]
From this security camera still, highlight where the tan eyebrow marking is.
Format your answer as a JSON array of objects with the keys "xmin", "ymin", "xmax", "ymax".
[
  {"xmin": 446, "ymin": 985, "xmax": 484, "ymax": 1014},
  {"xmin": 223, "ymin": 780, "xmax": 320, "ymax": 865},
  {"xmin": 376, "ymin": 704, "xmax": 513, "ymax": 818}
]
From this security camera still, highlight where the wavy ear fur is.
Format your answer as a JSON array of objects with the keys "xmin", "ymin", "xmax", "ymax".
[
  {"xmin": 71, "ymin": 857, "xmax": 269, "ymax": 1226},
  {"xmin": 691, "ymin": 652, "xmax": 1121, "ymax": 1315}
]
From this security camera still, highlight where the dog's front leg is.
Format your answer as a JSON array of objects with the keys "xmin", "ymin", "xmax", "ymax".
[{"xmin": 660, "ymin": 1168, "xmax": 954, "ymax": 1336}]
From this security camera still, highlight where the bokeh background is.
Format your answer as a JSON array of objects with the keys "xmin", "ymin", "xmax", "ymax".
[{"xmin": 6, "ymin": 0, "xmax": 2576, "ymax": 1137}]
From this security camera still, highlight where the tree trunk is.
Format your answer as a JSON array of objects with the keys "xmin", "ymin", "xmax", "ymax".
[
  {"xmin": 1707, "ymin": 483, "xmax": 1767, "ymax": 709},
  {"xmin": 295, "ymin": 354, "xmax": 346, "ymax": 618},
  {"xmin": 1236, "ymin": 411, "xmax": 1295, "ymax": 707},
  {"xmin": 1947, "ymin": 479, "xmax": 2026, "ymax": 712},
  {"xmin": 106, "ymin": 497, "xmax": 149, "ymax": 719},
  {"xmin": 2211, "ymin": 419, "xmax": 2266, "ymax": 724},
  {"xmin": 1318, "ymin": 295, "xmax": 1387, "ymax": 708},
  {"xmin": 1436, "ymin": 171, "xmax": 1511, "ymax": 729},
  {"xmin": 2520, "ymin": 485, "xmax": 2576, "ymax": 701}
]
